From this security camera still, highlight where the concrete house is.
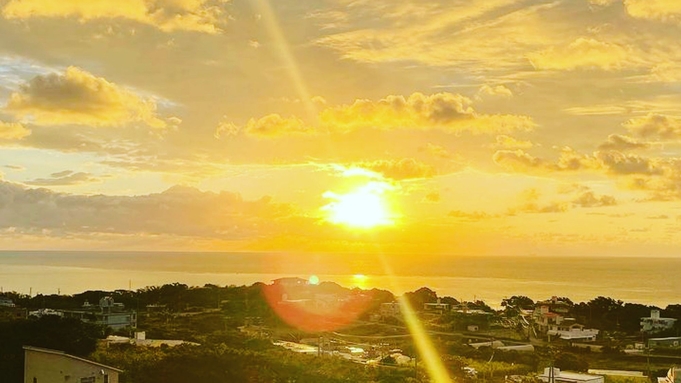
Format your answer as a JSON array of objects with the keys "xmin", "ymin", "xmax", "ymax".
[
  {"xmin": 59, "ymin": 297, "xmax": 137, "ymax": 330},
  {"xmin": 24, "ymin": 346, "xmax": 122, "ymax": 383},
  {"xmin": 539, "ymin": 368, "xmax": 604, "ymax": 383},
  {"xmin": 641, "ymin": 310, "xmax": 677, "ymax": 334}
]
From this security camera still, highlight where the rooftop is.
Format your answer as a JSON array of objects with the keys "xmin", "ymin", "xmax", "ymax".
[{"xmin": 23, "ymin": 346, "xmax": 123, "ymax": 373}]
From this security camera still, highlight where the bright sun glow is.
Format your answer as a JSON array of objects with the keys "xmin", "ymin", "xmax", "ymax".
[{"xmin": 322, "ymin": 182, "xmax": 395, "ymax": 229}]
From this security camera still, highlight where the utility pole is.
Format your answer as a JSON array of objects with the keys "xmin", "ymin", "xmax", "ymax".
[{"xmin": 414, "ymin": 353, "xmax": 418, "ymax": 381}]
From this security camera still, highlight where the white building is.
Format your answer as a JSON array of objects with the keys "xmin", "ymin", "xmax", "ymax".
[
  {"xmin": 0, "ymin": 297, "xmax": 16, "ymax": 307},
  {"xmin": 547, "ymin": 320, "xmax": 599, "ymax": 341},
  {"xmin": 641, "ymin": 310, "xmax": 677, "ymax": 334},
  {"xmin": 24, "ymin": 346, "xmax": 122, "ymax": 383},
  {"xmin": 60, "ymin": 297, "xmax": 136, "ymax": 330},
  {"xmin": 105, "ymin": 332, "xmax": 199, "ymax": 348},
  {"xmin": 540, "ymin": 368, "xmax": 604, "ymax": 383},
  {"xmin": 424, "ymin": 298, "xmax": 450, "ymax": 313}
]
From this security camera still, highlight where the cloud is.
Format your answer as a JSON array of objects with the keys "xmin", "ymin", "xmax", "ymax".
[
  {"xmin": 358, "ymin": 158, "xmax": 436, "ymax": 180},
  {"xmin": 563, "ymin": 105, "xmax": 629, "ymax": 116},
  {"xmin": 3, "ymin": 165, "xmax": 25, "ymax": 171},
  {"xmin": 0, "ymin": 182, "xmax": 296, "ymax": 238},
  {"xmin": 214, "ymin": 119, "xmax": 240, "ymax": 139},
  {"xmin": 647, "ymin": 214, "xmax": 669, "ymax": 219},
  {"xmin": 491, "ymin": 135, "xmax": 534, "ymax": 149},
  {"xmin": 312, "ymin": 0, "xmax": 565, "ymax": 69},
  {"xmin": 234, "ymin": 92, "xmax": 535, "ymax": 139},
  {"xmin": 321, "ymin": 92, "xmax": 474, "ymax": 128},
  {"xmin": 319, "ymin": 92, "xmax": 535, "ymax": 134},
  {"xmin": 493, "ymin": 149, "xmax": 542, "ymax": 170},
  {"xmin": 24, "ymin": 171, "xmax": 102, "ymax": 186},
  {"xmin": 589, "ymin": 0, "xmax": 618, "ymax": 5},
  {"xmin": 595, "ymin": 150, "xmax": 662, "ymax": 175},
  {"xmin": 621, "ymin": 0, "xmax": 681, "ymax": 23},
  {"xmin": 5, "ymin": 67, "xmax": 168, "ymax": 129},
  {"xmin": 0, "ymin": 120, "xmax": 30, "ymax": 140},
  {"xmin": 448, "ymin": 210, "xmax": 494, "ymax": 220},
  {"xmin": 624, "ymin": 113, "xmax": 681, "ymax": 139},
  {"xmin": 511, "ymin": 201, "xmax": 569, "ymax": 214},
  {"xmin": 476, "ymin": 84, "xmax": 513, "ymax": 99},
  {"xmin": 572, "ymin": 191, "xmax": 617, "ymax": 207},
  {"xmin": 423, "ymin": 191, "xmax": 440, "ymax": 203},
  {"xmin": 494, "ymin": 147, "xmax": 660, "ymax": 176},
  {"xmin": 419, "ymin": 143, "xmax": 453, "ymax": 159},
  {"xmin": 1, "ymin": 0, "xmax": 229, "ymax": 34},
  {"xmin": 244, "ymin": 114, "xmax": 312, "ymax": 138},
  {"xmin": 528, "ymin": 38, "xmax": 630, "ymax": 71},
  {"xmin": 510, "ymin": 188, "xmax": 569, "ymax": 214},
  {"xmin": 598, "ymin": 134, "xmax": 650, "ymax": 151}
]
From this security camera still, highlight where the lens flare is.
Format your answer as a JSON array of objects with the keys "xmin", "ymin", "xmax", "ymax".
[{"xmin": 262, "ymin": 277, "xmax": 373, "ymax": 332}]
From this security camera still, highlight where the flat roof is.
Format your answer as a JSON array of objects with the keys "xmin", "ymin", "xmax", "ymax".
[
  {"xmin": 588, "ymin": 370, "xmax": 644, "ymax": 377},
  {"xmin": 23, "ymin": 346, "xmax": 123, "ymax": 373}
]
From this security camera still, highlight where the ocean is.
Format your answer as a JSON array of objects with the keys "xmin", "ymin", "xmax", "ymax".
[{"xmin": 0, "ymin": 251, "xmax": 678, "ymax": 308}]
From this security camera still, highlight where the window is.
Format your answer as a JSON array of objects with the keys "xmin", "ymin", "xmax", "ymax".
[
  {"xmin": 103, "ymin": 375, "xmax": 109, "ymax": 383},
  {"xmin": 33, "ymin": 378, "xmax": 37, "ymax": 383},
  {"xmin": 80, "ymin": 377, "xmax": 95, "ymax": 383}
]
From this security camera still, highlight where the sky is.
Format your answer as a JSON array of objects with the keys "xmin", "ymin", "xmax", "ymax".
[{"xmin": 1, "ymin": 0, "xmax": 681, "ymax": 255}]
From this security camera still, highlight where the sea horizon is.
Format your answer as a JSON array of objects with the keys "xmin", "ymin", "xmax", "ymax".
[{"xmin": 1, "ymin": 251, "xmax": 678, "ymax": 309}]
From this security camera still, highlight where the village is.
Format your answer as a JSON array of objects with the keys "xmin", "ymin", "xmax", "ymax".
[{"xmin": 1, "ymin": 278, "xmax": 680, "ymax": 383}]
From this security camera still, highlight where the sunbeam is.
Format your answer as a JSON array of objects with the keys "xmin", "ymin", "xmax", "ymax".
[{"xmin": 251, "ymin": 0, "xmax": 317, "ymax": 122}]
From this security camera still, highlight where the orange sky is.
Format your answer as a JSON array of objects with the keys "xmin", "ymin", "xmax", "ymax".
[{"xmin": 1, "ymin": 0, "xmax": 681, "ymax": 255}]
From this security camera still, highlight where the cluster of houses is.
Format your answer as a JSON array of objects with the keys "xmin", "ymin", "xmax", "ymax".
[
  {"xmin": 532, "ymin": 297, "xmax": 600, "ymax": 342},
  {"xmin": 5, "ymin": 295, "xmax": 197, "ymax": 383},
  {"xmin": 530, "ymin": 297, "xmax": 678, "ymax": 343},
  {"xmin": 27, "ymin": 296, "xmax": 137, "ymax": 330}
]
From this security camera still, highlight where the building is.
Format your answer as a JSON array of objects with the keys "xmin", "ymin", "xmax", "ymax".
[
  {"xmin": 539, "ymin": 368, "xmax": 604, "ymax": 383},
  {"xmin": 0, "ymin": 297, "xmax": 16, "ymax": 307},
  {"xmin": 641, "ymin": 310, "xmax": 677, "ymax": 334},
  {"xmin": 648, "ymin": 337, "xmax": 681, "ymax": 349},
  {"xmin": 380, "ymin": 302, "xmax": 401, "ymax": 317},
  {"xmin": 60, "ymin": 297, "xmax": 137, "ymax": 330},
  {"xmin": 534, "ymin": 300, "xmax": 568, "ymax": 333},
  {"xmin": 533, "ymin": 298, "xmax": 597, "ymax": 341},
  {"xmin": 105, "ymin": 331, "xmax": 200, "ymax": 348},
  {"xmin": 536, "ymin": 297, "xmax": 572, "ymax": 314},
  {"xmin": 424, "ymin": 298, "xmax": 450, "ymax": 313},
  {"xmin": 547, "ymin": 320, "xmax": 599, "ymax": 341},
  {"xmin": 24, "ymin": 346, "xmax": 122, "ymax": 383},
  {"xmin": 587, "ymin": 370, "xmax": 645, "ymax": 378},
  {"xmin": 28, "ymin": 308, "xmax": 63, "ymax": 318}
]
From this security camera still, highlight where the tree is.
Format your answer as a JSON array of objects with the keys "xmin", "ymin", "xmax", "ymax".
[
  {"xmin": 381, "ymin": 355, "xmax": 397, "ymax": 366},
  {"xmin": 404, "ymin": 287, "xmax": 437, "ymax": 311},
  {"xmin": 554, "ymin": 352, "xmax": 589, "ymax": 372},
  {"xmin": 502, "ymin": 296, "xmax": 534, "ymax": 310}
]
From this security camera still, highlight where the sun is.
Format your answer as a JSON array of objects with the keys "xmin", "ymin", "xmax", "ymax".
[{"xmin": 322, "ymin": 182, "xmax": 395, "ymax": 229}]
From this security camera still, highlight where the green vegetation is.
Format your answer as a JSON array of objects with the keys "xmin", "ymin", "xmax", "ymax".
[{"xmin": 1, "ymin": 283, "xmax": 680, "ymax": 383}]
